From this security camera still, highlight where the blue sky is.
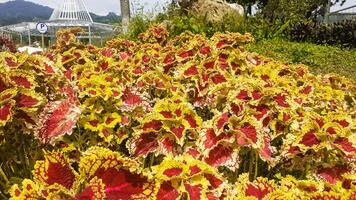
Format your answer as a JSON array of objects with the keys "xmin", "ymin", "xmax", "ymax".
[{"xmin": 0, "ymin": 0, "xmax": 354, "ymax": 15}]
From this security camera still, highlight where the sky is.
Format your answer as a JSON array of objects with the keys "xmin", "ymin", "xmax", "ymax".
[
  {"xmin": 0, "ymin": 0, "xmax": 354, "ymax": 15},
  {"xmin": 0, "ymin": 0, "xmax": 171, "ymax": 15}
]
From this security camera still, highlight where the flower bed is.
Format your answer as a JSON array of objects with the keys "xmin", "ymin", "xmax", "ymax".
[{"xmin": 0, "ymin": 25, "xmax": 355, "ymax": 199}]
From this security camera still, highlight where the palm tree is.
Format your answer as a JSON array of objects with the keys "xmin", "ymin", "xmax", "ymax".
[{"xmin": 120, "ymin": 0, "xmax": 130, "ymax": 33}]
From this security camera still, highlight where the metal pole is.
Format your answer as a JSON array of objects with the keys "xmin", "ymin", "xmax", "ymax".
[
  {"xmin": 28, "ymin": 25, "xmax": 31, "ymax": 46},
  {"xmin": 88, "ymin": 25, "xmax": 92, "ymax": 44},
  {"xmin": 41, "ymin": 34, "xmax": 45, "ymax": 49}
]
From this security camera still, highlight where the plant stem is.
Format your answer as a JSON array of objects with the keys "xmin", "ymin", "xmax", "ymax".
[
  {"xmin": 248, "ymin": 149, "xmax": 254, "ymax": 181},
  {"xmin": 254, "ymin": 150, "xmax": 258, "ymax": 180}
]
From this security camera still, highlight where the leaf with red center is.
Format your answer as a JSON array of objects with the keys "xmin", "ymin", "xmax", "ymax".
[
  {"xmin": 36, "ymin": 96, "xmax": 81, "ymax": 144},
  {"xmin": 189, "ymin": 166, "xmax": 202, "ymax": 175},
  {"xmin": 274, "ymin": 94, "xmax": 289, "ymax": 108},
  {"xmin": 254, "ymin": 105, "xmax": 269, "ymax": 120},
  {"xmin": 205, "ymin": 143, "xmax": 234, "ymax": 167},
  {"xmin": 245, "ymin": 180, "xmax": 274, "ymax": 200},
  {"xmin": 259, "ymin": 136, "xmax": 272, "ymax": 161},
  {"xmin": 143, "ymin": 120, "xmax": 162, "ymax": 131},
  {"xmin": 34, "ymin": 153, "xmax": 75, "ymax": 190},
  {"xmin": 94, "ymin": 168, "xmax": 149, "ymax": 200},
  {"xmin": 156, "ymin": 181, "xmax": 180, "ymax": 200},
  {"xmin": 74, "ymin": 177, "xmax": 106, "ymax": 200},
  {"xmin": 203, "ymin": 60, "xmax": 215, "ymax": 70},
  {"xmin": 122, "ymin": 87, "xmax": 142, "ymax": 107},
  {"xmin": 10, "ymin": 75, "xmax": 32, "ymax": 89},
  {"xmin": 184, "ymin": 66, "xmax": 199, "ymax": 76},
  {"xmin": 16, "ymin": 92, "xmax": 43, "ymax": 108},
  {"xmin": 160, "ymin": 111, "xmax": 173, "ymax": 118},
  {"xmin": 163, "ymin": 54, "xmax": 175, "ymax": 65},
  {"xmin": 216, "ymin": 40, "xmax": 226, "ymax": 48},
  {"xmin": 236, "ymin": 90, "xmax": 249, "ymax": 100},
  {"xmin": 334, "ymin": 120, "xmax": 349, "ymax": 128},
  {"xmin": 184, "ymin": 114, "xmax": 198, "ymax": 128},
  {"xmin": 4, "ymin": 57, "xmax": 17, "ymax": 68},
  {"xmin": 179, "ymin": 50, "xmax": 194, "ymax": 58},
  {"xmin": 161, "ymin": 137, "xmax": 177, "ymax": 153},
  {"xmin": 310, "ymin": 192, "xmax": 342, "ymax": 200},
  {"xmin": 211, "ymin": 73, "xmax": 227, "ymax": 84},
  {"xmin": 300, "ymin": 131, "xmax": 320, "ymax": 147},
  {"xmin": 205, "ymin": 174, "xmax": 223, "ymax": 189},
  {"xmin": 317, "ymin": 165, "xmax": 350, "ymax": 184},
  {"xmin": 184, "ymin": 183, "xmax": 202, "ymax": 200},
  {"xmin": 252, "ymin": 90, "xmax": 262, "ymax": 100},
  {"xmin": 334, "ymin": 138, "xmax": 356, "ymax": 153},
  {"xmin": 101, "ymin": 48, "xmax": 114, "ymax": 57},
  {"xmin": 0, "ymin": 76, "xmax": 8, "ymax": 92},
  {"xmin": 44, "ymin": 63, "xmax": 55, "ymax": 74},
  {"xmin": 200, "ymin": 46, "xmax": 211, "ymax": 55},
  {"xmin": 163, "ymin": 168, "xmax": 183, "ymax": 177},
  {"xmin": 128, "ymin": 132, "xmax": 158, "ymax": 156},
  {"xmin": 0, "ymin": 101, "xmax": 14, "ymax": 126},
  {"xmin": 216, "ymin": 112, "xmax": 229, "ymax": 130},
  {"xmin": 326, "ymin": 127, "xmax": 336, "ymax": 135},
  {"xmin": 300, "ymin": 86, "xmax": 313, "ymax": 94},
  {"xmin": 239, "ymin": 123, "xmax": 258, "ymax": 144},
  {"xmin": 170, "ymin": 125, "xmax": 185, "ymax": 139}
]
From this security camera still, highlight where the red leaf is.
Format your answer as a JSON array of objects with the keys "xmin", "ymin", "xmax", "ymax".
[
  {"xmin": 160, "ymin": 111, "xmax": 173, "ymax": 118},
  {"xmin": 37, "ymin": 97, "xmax": 81, "ymax": 143},
  {"xmin": 205, "ymin": 174, "xmax": 223, "ymax": 189},
  {"xmin": 200, "ymin": 46, "xmax": 211, "ymax": 55},
  {"xmin": 240, "ymin": 123, "xmax": 258, "ymax": 144},
  {"xmin": 184, "ymin": 114, "xmax": 198, "ymax": 128},
  {"xmin": 189, "ymin": 166, "xmax": 202, "ymax": 176},
  {"xmin": 184, "ymin": 66, "xmax": 199, "ymax": 76},
  {"xmin": 300, "ymin": 86, "xmax": 312, "ymax": 94},
  {"xmin": 132, "ymin": 132, "xmax": 158, "ymax": 156},
  {"xmin": 170, "ymin": 125, "xmax": 185, "ymax": 139},
  {"xmin": 211, "ymin": 73, "xmax": 227, "ymax": 84},
  {"xmin": 317, "ymin": 165, "xmax": 350, "ymax": 184},
  {"xmin": 94, "ymin": 168, "xmax": 149, "ymax": 200},
  {"xmin": 122, "ymin": 87, "xmax": 142, "ymax": 106},
  {"xmin": 216, "ymin": 113, "xmax": 229, "ymax": 130},
  {"xmin": 245, "ymin": 183, "xmax": 271, "ymax": 200},
  {"xmin": 252, "ymin": 90, "xmax": 262, "ymax": 100},
  {"xmin": 163, "ymin": 168, "xmax": 183, "ymax": 177},
  {"xmin": 334, "ymin": 120, "xmax": 349, "ymax": 128},
  {"xmin": 205, "ymin": 143, "xmax": 233, "ymax": 167},
  {"xmin": 236, "ymin": 90, "xmax": 249, "ymax": 100},
  {"xmin": 143, "ymin": 120, "xmax": 162, "ymax": 131},
  {"xmin": 16, "ymin": 94, "xmax": 40, "ymax": 108},
  {"xmin": 184, "ymin": 183, "xmax": 202, "ymax": 200},
  {"xmin": 300, "ymin": 131, "xmax": 320, "ymax": 147},
  {"xmin": 0, "ymin": 102, "xmax": 13, "ymax": 122},
  {"xmin": 334, "ymin": 138, "xmax": 356, "ymax": 153},
  {"xmin": 259, "ymin": 136, "xmax": 272, "ymax": 161},
  {"xmin": 274, "ymin": 94, "xmax": 289, "ymax": 108},
  {"xmin": 10, "ymin": 76, "xmax": 32, "ymax": 88},
  {"xmin": 156, "ymin": 181, "xmax": 180, "ymax": 200}
]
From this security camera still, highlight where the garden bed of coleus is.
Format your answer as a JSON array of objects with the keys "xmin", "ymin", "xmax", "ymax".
[{"xmin": 0, "ymin": 25, "xmax": 355, "ymax": 200}]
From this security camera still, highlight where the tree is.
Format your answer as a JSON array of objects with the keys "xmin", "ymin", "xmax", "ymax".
[{"xmin": 120, "ymin": 0, "xmax": 131, "ymax": 33}]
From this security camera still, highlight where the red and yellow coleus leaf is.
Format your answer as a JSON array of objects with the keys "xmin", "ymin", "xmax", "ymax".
[
  {"xmin": 152, "ymin": 154, "xmax": 226, "ymax": 200},
  {"xmin": 0, "ymin": 100, "xmax": 15, "ymax": 127},
  {"xmin": 36, "ymin": 94, "xmax": 81, "ymax": 144},
  {"xmin": 79, "ymin": 147, "xmax": 154, "ymax": 200}
]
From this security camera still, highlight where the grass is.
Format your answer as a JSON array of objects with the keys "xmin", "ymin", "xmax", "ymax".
[{"xmin": 246, "ymin": 39, "xmax": 356, "ymax": 80}]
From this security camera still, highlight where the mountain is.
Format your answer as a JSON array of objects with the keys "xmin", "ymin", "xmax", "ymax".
[
  {"xmin": 0, "ymin": 0, "xmax": 120, "ymax": 26},
  {"xmin": 0, "ymin": 0, "xmax": 52, "ymax": 26}
]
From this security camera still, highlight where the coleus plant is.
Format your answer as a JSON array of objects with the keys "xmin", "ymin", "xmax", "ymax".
[{"xmin": 0, "ymin": 24, "xmax": 355, "ymax": 199}]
